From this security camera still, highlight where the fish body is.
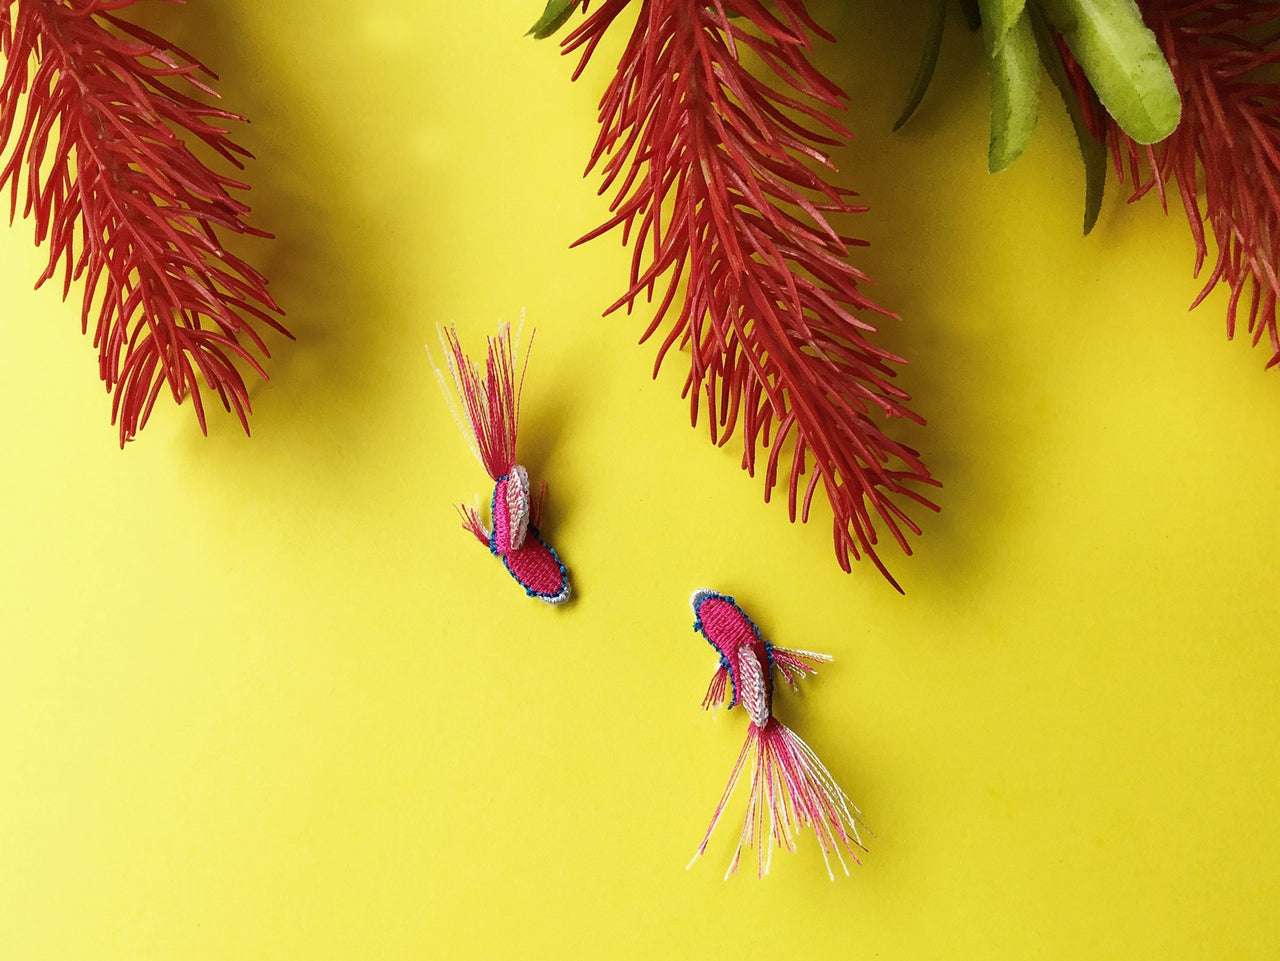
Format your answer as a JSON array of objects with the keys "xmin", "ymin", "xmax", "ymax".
[
  {"xmin": 489, "ymin": 469, "xmax": 569, "ymax": 604},
  {"xmin": 691, "ymin": 588, "xmax": 774, "ymax": 724}
]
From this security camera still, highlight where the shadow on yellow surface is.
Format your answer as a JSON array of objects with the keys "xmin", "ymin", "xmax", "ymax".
[{"xmin": 1, "ymin": 2, "xmax": 1278, "ymax": 959}]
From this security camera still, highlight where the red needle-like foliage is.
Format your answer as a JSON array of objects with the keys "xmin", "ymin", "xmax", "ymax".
[
  {"xmin": 1067, "ymin": 1, "xmax": 1280, "ymax": 366},
  {"xmin": 0, "ymin": 0, "xmax": 284, "ymax": 445},
  {"xmin": 562, "ymin": 0, "xmax": 938, "ymax": 588}
]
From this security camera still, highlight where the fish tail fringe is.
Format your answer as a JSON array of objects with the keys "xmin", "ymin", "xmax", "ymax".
[
  {"xmin": 430, "ymin": 316, "xmax": 531, "ymax": 480},
  {"xmin": 689, "ymin": 718, "xmax": 864, "ymax": 879}
]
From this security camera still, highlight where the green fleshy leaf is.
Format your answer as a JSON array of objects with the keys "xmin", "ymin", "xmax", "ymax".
[
  {"xmin": 980, "ymin": 0, "xmax": 1030, "ymax": 47},
  {"xmin": 1038, "ymin": 0, "xmax": 1180, "ymax": 144},
  {"xmin": 894, "ymin": 0, "xmax": 948, "ymax": 131},
  {"xmin": 1029, "ymin": 6, "xmax": 1107, "ymax": 233},
  {"xmin": 528, "ymin": 0, "xmax": 577, "ymax": 39},
  {"xmin": 983, "ymin": 8, "xmax": 1041, "ymax": 172}
]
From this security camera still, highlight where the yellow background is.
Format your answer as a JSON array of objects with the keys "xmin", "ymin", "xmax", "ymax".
[{"xmin": 3, "ymin": 1, "xmax": 1279, "ymax": 957}]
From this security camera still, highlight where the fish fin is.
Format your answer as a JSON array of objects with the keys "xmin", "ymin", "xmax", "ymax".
[
  {"xmin": 771, "ymin": 646, "xmax": 832, "ymax": 689},
  {"xmin": 735, "ymin": 643, "xmax": 771, "ymax": 728},
  {"xmin": 504, "ymin": 465, "xmax": 531, "ymax": 550},
  {"xmin": 701, "ymin": 663, "xmax": 730, "ymax": 711},
  {"xmin": 456, "ymin": 502, "xmax": 490, "ymax": 546}
]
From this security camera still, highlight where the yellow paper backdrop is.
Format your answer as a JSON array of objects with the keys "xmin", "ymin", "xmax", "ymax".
[{"xmin": 2, "ymin": 1, "xmax": 1278, "ymax": 958}]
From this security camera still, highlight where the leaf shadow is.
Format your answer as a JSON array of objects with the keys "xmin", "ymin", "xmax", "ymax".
[
  {"xmin": 808, "ymin": 0, "xmax": 1026, "ymax": 599},
  {"xmin": 127, "ymin": 3, "xmax": 440, "ymax": 479}
]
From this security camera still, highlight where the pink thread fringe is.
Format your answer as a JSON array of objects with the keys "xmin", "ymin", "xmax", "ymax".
[{"xmin": 690, "ymin": 718, "xmax": 865, "ymax": 880}]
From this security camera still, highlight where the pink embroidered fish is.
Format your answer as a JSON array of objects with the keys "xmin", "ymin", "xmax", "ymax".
[
  {"xmin": 431, "ymin": 321, "xmax": 570, "ymax": 604},
  {"xmin": 688, "ymin": 589, "xmax": 865, "ymax": 878}
]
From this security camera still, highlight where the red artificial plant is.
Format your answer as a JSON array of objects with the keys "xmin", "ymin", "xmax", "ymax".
[
  {"xmin": 1070, "ymin": 0, "xmax": 1280, "ymax": 365},
  {"xmin": 560, "ymin": 0, "xmax": 939, "ymax": 590},
  {"xmin": 0, "ymin": 0, "xmax": 283, "ymax": 445}
]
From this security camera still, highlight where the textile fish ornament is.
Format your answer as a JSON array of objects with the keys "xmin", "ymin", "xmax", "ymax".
[
  {"xmin": 431, "ymin": 321, "xmax": 570, "ymax": 604},
  {"xmin": 689, "ymin": 589, "xmax": 865, "ymax": 878}
]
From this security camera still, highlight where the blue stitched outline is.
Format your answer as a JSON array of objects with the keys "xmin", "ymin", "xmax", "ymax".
[{"xmin": 499, "ymin": 526, "xmax": 570, "ymax": 601}]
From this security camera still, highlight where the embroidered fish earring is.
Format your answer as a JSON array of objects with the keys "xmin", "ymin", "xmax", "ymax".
[
  {"xmin": 430, "ymin": 318, "xmax": 570, "ymax": 604},
  {"xmin": 688, "ymin": 589, "xmax": 865, "ymax": 878}
]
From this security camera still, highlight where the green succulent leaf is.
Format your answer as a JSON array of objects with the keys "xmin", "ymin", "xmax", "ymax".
[
  {"xmin": 894, "ymin": 0, "xmax": 948, "ymax": 131},
  {"xmin": 980, "ymin": 0, "xmax": 1030, "ymax": 47},
  {"xmin": 1029, "ymin": 5, "xmax": 1107, "ymax": 233},
  {"xmin": 983, "ymin": 7, "xmax": 1041, "ymax": 172},
  {"xmin": 528, "ymin": 0, "xmax": 578, "ymax": 39},
  {"xmin": 1038, "ymin": 0, "xmax": 1180, "ymax": 144}
]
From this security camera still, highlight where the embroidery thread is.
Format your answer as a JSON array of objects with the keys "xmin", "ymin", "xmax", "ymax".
[
  {"xmin": 688, "ymin": 589, "xmax": 864, "ymax": 878},
  {"xmin": 430, "ymin": 319, "xmax": 570, "ymax": 604}
]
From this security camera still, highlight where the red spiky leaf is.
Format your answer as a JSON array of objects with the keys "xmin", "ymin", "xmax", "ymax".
[
  {"xmin": 1065, "ymin": 1, "xmax": 1280, "ymax": 365},
  {"xmin": 0, "ymin": 0, "xmax": 284, "ymax": 445},
  {"xmin": 562, "ymin": 0, "xmax": 938, "ymax": 588}
]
